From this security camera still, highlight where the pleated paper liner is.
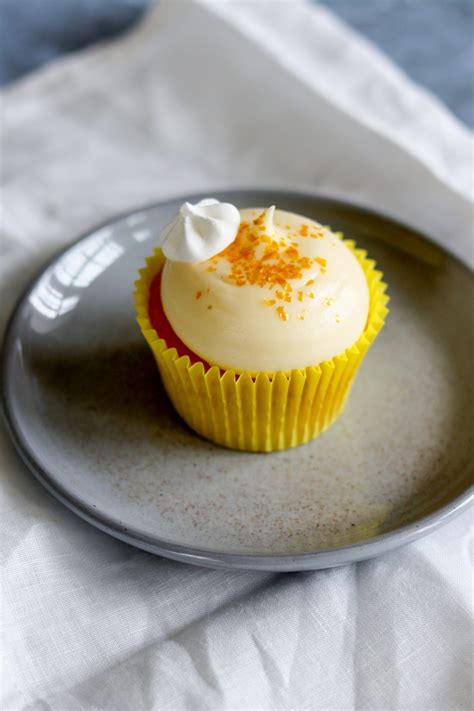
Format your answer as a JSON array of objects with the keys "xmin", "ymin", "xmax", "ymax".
[{"xmin": 134, "ymin": 239, "xmax": 389, "ymax": 452}]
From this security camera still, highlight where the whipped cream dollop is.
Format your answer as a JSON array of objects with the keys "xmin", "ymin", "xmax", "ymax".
[{"xmin": 160, "ymin": 199, "xmax": 240, "ymax": 263}]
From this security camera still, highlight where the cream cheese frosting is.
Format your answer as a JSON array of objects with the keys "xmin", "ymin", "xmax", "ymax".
[{"xmin": 160, "ymin": 206, "xmax": 369, "ymax": 372}]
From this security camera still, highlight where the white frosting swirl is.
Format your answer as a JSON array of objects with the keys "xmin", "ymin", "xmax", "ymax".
[
  {"xmin": 160, "ymin": 198, "xmax": 240, "ymax": 263},
  {"xmin": 161, "ymin": 208, "xmax": 370, "ymax": 372}
]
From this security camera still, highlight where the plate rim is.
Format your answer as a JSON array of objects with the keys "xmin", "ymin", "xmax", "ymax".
[{"xmin": 2, "ymin": 189, "xmax": 473, "ymax": 571}]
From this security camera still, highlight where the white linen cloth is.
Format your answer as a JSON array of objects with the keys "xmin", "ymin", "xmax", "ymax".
[{"xmin": 1, "ymin": 1, "xmax": 473, "ymax": 709}]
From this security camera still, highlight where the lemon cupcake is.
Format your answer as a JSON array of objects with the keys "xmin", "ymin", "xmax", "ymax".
[{"xmin": 134, "ymin": 199, "xmax": 388, "ymax": 452}]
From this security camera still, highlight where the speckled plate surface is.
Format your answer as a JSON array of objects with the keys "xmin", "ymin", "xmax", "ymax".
[{"xmin": 2, "ymin": 191, "xmax": 473, "ymax": 571}]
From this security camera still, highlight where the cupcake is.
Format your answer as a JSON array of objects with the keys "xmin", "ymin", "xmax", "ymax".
[{"xmin": 135, "ymin": 199, "xmax": 388, "ymax": 452}]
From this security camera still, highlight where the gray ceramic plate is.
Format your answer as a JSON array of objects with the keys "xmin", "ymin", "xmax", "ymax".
[{"xmin": 2, "ymin": 191, "xmax": 473, "ymax": 570}]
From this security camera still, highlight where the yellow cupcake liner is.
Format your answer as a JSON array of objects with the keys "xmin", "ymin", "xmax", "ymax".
[{"xmin": 134, "ymin": 238, "xmax": 389, "ymax": 452}]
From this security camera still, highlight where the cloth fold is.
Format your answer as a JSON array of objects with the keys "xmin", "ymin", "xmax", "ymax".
[{"xmin": 1, "ymin": 1, "xmax": 472, "ymax": 709}]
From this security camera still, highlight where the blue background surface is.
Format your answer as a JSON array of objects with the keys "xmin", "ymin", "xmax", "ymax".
[{"xmin": 1, "ymin": 0, "xmax": 473, "ymax": 127}]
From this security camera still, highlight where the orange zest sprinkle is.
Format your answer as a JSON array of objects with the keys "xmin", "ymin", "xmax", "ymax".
[
  {"xmin": 297, "ymin": 313, "xmax": 305, "ymax": 321},
  {"xmin": 264, "ymin": 299, "xmax": 276, "ymax": 306},
  {"xmin": 315, "ymin": 257, "xmax": 327, "ymax": 267},
  {"xmin": 323, "ymin": 297, "xmax": 333, "ymax": 306},
  {"xmin": 195, "ymin": 291, "xmax": 202, "ymax": 300},
  {"xmin": 207, "ymin": 304, "xmax": 213, "ymax": 310},
  {"xmin": 277, "ymin": 306, "xmax": 289, "ymax": 321},
  {"xmin": 206, "ymin": 267, "xmax": 216, "ymax": 272},
  {"xmin": 308, "ymin": 292, "xmax": 315, "ymax": 299},
  {"xmin": 305, "ymin": 279, "xmax": 315, "ymax": 286},
  {"xmin": 297, "ymin": 291, "xmax": 303, "ymax": 302},
  {"xmin": 214, "ymin": 220, "xmax": 322, "ymax": 307},
  {"xmin": 299, "ymin": 224, "xmax": 309, "ymax": 236}
]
